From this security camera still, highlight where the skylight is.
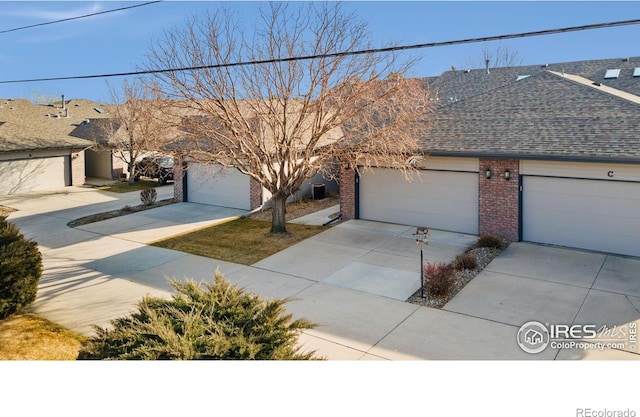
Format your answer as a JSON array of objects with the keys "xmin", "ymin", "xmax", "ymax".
[
  {"xmin": 604, "ymin": 69, "xmax": 621, "ymax": 79},
  {"xmin": 516, "ymin": 75, "xmax": 530, "ymax": 81},
  {"xmin": 633, "ymin": 67, "xmax": 640, "ymax": 77}
]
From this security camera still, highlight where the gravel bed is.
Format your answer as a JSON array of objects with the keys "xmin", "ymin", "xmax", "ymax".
[
  {"xmin": 67, "ymin": 199, "xmax": 176, "ymax": 227},
  {"xmin": 406, "ymin": 245, "xmax": 505, "ymax": 308}
]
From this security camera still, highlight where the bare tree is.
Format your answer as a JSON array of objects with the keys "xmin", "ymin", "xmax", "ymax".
[
  {"xmin": 463, "ymin": 43, "xmax": 523, "ymax": 70},
  {"xmin": 102, "ymin": 78, "xmax": 166, "ymax": 185},
  {"xmin": 147, "ymin": 2, "xmax": 431, "ymax": 233}
]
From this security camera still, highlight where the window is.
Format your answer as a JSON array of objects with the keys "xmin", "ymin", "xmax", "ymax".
[{"xmin": 604, "ymin": 69, "xmax": 621, "ymax": 79}]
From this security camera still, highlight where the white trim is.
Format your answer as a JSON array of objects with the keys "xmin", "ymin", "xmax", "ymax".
[
  {"xmin": 520, "ymin": 160, "xmax": 640, "ymax": 182},
  {"xmin": 417, "ymin": 156, "xmax": 479, "ymax": 172}
]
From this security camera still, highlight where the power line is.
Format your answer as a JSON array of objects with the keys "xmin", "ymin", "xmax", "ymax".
[
  {"xmin": 0, "ymin": 1, "xmax": 163, "ymax": 35},
  {"xmin": 1, "ymin": 17, "xmax": 639, "ymax": 85}
]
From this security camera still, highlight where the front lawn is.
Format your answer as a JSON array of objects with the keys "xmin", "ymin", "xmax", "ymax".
[
  {"xmin": 98, "ymin": 179, "xmax": 170, "ymax": 193},
  {"xmin": 152, "ymin": 217, "xmax": 325, "ymax": 265},
  {"xmin": 0, "ymin": 313, "xmax": 86, "ymax": 360}
]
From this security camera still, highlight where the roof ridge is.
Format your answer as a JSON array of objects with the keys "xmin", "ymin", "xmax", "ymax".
[{"xmin": 547, "ymin": 70, "xmax": 640, "ymax": 105}]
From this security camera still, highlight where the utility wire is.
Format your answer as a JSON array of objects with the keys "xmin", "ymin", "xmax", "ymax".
[
  {"xmin": 0, "ymin": 17, "xmax": 639, "ymax": 85},
  {"xmin": 0, "ymin": 1, "xmax": 162, "ymax": 34}
]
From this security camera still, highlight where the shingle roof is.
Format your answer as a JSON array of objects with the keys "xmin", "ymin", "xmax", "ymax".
[
  {"xmin": 418, "ymin": 57, "xmax": 640, "ymax": 162},
  {"xmin": 420, "ymin": 71, "xmax": 640, "ymax": 161},
  {"xmin": 0, "ymin": 98, "xmax": 112, "ymax": 153},
  {"xmin": 424, "ymin": 56, "xmax": 640, "ymax": 104}
]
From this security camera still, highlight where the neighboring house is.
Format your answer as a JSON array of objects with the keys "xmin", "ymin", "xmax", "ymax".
[
  {"xmin": 170, "ymin": 107, "xmax": 340, "ymax": 211},
  {"xmin": 0, "ymin": 97, "xmax": 122, "ymax": 195},
  {"xmin": 176, "ymin": 162, "xmax": 338, "ymax": 210},
  {"xmin": 340, "ymin": 56, "xmax": 640, "ymax": 258},
  {"xmin": 69, "ymin": 116, "xmax": 126, "ymax": 182}
]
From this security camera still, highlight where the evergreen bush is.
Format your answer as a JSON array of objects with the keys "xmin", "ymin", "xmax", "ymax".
[
  {"xmin": 0, "ymin": 216, "xmax": 43, "ymax": 319},
  {"xmin": 78, "ymin": 272, "xmax": 320, "ymax": 360}
]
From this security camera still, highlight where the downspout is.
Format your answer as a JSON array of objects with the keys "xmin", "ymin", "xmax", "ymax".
[
  {"xmin": 323, "ymin": 214, "xmax": 342, "ymax": 226},
  {"xmin": 354, "ymin": 169, "xmax": 360, "ymax": 219}
]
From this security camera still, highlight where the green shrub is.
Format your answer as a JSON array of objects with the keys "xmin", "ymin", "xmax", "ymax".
[
  {"xmin": 475, "ymin": 234, "xmax": 504, "ymax": 249},
  {"xmin": 454, "ymin": 252, "xmax": 478, "ymax": 270},
  {"xmin": 140, "ymin": 188, "xmax": 157, "ymax": 206},
  {"xmin": 0, "ymin": 216, "xmax": 43, "ymax": 320},
  {"xmin": 423, "ymin": 262, "xmax": 455, "ymax": 298},
  {"xmin": 78, "ymin": 272, "xmax": 321, "ymax": 360}
]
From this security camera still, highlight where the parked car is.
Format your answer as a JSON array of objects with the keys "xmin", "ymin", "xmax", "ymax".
[{"xmin": 134, "ymin": 155, "xmax": 175, "ymax": 185}]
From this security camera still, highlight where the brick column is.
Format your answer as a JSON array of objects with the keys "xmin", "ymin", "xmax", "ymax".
[
  {"xmin": 249, "ymin": 178, "xmax": 263, "ymax": 210},
  {"xmin": 339, "ymin": 165, "xmax": 356, "ymax": 220},
  {"xmin": 173, "ymin": 157, "xmax": 186, "ymax": 202},
  {"xmin": 478, "ymin": 159, "xmax": 519, "ymax": 241},
  {"xmin": 70, "ymin": 149, "xmax": 85, "ymax": 186}
]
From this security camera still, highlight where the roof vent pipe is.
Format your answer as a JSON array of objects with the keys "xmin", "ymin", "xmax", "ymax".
[
  {"xmin": 485, "ymin": 59, "xmax": 490, "ymax": 75},
  {"xmin": 62, "ymin": 94, "xmax": 65, "ymax": 110}
]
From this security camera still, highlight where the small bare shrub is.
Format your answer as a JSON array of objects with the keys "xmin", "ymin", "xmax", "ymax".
[
  {"xmin": 140, "ymin": 188, "xmax": 157, "ymax": 206},
  {"xmin": 121, "ymin": 205, "xmax": 134, "ymax": 213},
  {"xmin": 455, "ymin": 252, "xmax": 478, "ymax": 270},
  {"xmin": 423, "ymin": 263, "xmax": 455, "ymax": 298},
  {"xmin": 476, "ymin": 234, "xmax": 504, "ymax": 249}
]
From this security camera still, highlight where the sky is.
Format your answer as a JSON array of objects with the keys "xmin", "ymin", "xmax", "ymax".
[{"xmin": 0, "ymin": 1, "xmax": 639, "ymax": 103}]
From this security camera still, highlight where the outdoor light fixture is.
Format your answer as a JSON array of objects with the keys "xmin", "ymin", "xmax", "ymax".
[
  {"xmin": 485, "ymin": 168, "xmax": 492, "ymax": 179},
  {"xmin": 504, "ymin": 170, "xmax": 511, "ymax": 180},
  {"xmin": 413, "ymin": 227, "xmax": 430, "ymax": 299}
]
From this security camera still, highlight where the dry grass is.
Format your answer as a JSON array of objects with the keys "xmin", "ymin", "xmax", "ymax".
[
  {"xmin": 250, "ymin": 194, "xmax": 339, "ymax": 222},
  {"xmin": 0, "ymin": 205, "xmax": 16, "ymax": 217},
  {"xmin": 152, "ymin": 217, "xmax": 325, "ymax": 265},
  {"xmin": 97, "ymin": 179, "xmax": 170, "ymax": 193},
  {"xmin": 0, "ymin": 313, "xmax": 86, "ymax": 360}
]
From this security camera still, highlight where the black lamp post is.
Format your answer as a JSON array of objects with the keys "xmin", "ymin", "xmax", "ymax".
[{"xmin": 413, "ymin": 226, "xmax": 430, "ymax": 299}]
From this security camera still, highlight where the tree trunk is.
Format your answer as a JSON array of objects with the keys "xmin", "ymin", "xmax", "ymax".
[
  {"xmin": 270, "ymin": 194, "xmax": 287, "ymax": 234},
  {"xmin": 128, "ymin": 162, "xmax": 135, "ymax": 185}
]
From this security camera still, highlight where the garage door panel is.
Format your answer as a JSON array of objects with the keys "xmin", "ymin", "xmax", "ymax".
[
  {"xmin": 523, "ymin": 176, "xmax": 640, "ymax": 257},
  {"xmin": 0, "ymin": 157, "xmax": 68, "ymax": 195},
  {"xmin": 187, "ymin": 164, "xmax": 250, "ymax": 209},
  {"xmin": 359, "ymin": 168, "xmax": 478, "ymax": 234}
]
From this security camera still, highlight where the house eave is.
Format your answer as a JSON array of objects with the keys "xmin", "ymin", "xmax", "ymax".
[{"xmin": 426, "ymin": 150, "xmax": 640, "ymax": 165}]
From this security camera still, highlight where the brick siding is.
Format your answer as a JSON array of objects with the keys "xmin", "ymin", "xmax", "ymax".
[
  {"xmin": 71, "ymin": 149, "xmax": 85, "ymax": 186},
  {"xmin": 339, "ymin": 165, "xmax": 356, "ymax": 220},
  {"xmin": 173, "ymin": 157, "xmax": 185, "ymax": 202},
  {"xmin": 249, "ymin": 177, "xmax": 262, "ymax": 210},
  {"xmin": 478, "ymin": 159, "xmax": 519, "ymax": 241}
]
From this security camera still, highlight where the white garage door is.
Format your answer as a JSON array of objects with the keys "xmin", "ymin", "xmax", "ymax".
[
  {"xmin": 0, "ymin": 157, "xmax": 68, "ymax": 195},
  {"xmin": 359, "ymin": 167, "xmax": 479, "ymax": 234},
  {"xmin": 523, "ymin": 176, "xmax": 640, "ymax": 257},
  {"xmin": 186, "ymin": 163, "xmax": 250, "ymax": 209}
]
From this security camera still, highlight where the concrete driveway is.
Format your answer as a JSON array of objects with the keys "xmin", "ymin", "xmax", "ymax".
[
  {"xmin": 1, "ymin": 187, "xmax": 638, "ymax": 360},
  {"xmin": 444, "ymin": 242, "xmax": 640, "ymax": 360}
]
